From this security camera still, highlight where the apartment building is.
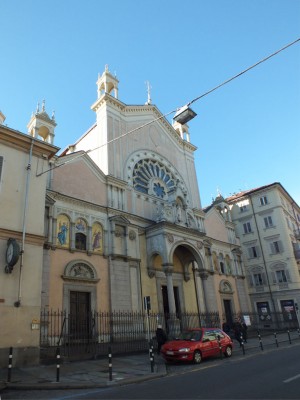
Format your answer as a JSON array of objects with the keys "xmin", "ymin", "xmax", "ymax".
[{"xmin": 227, "ymin": 183, "xmax": 300, "ymax": 322}]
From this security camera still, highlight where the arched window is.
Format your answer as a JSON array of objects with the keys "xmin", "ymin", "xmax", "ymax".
[
  {"xmin": 132, "ymin": 159, "xmax": 176, "ymax": 199},
  {"xmin": 75, "ymin": 218, "xmax": 87, "ymax": 250}
]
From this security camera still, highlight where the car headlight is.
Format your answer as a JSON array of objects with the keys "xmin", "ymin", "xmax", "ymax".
[{"xmin": 178, "ymin": 347, "xmax": 190, "ymax": 352}]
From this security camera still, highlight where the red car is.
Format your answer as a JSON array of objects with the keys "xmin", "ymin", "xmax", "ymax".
[{"xmin": 161, "ymin": 328, "xmax": 233, "ymax": 364}]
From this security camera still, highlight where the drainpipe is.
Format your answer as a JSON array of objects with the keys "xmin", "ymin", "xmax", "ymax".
[{"xmin": 15, "ymin": 138, "xmax": 34, "ymax": 307}]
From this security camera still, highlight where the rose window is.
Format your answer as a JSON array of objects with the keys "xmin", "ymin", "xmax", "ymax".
[{"xmin": 133, "ymin": 159, "xmax": 176, "ymax": 199}]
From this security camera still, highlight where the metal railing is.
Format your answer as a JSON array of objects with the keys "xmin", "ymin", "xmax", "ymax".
[{"xmin": 40, "ymin": 310, "xmax": 220, "ymax": 361}]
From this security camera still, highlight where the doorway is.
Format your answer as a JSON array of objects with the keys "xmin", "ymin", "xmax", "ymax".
[
  {"xmin": 69, "ymin": 291, "xmax": 91, "ymax": 339},
  {"xmin": 223, "ymin": 299, "xmax": 233, "ymax": 327}
]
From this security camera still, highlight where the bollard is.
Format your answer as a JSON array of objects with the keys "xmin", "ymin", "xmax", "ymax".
[
  {"xmin": 108, "ymin": 345, "xmax": 112, "ymax": 381},
  {"xmin": 149, "ymin": 340, "xmax": 154, "ymax": 373},
  {"xmin": 7, "ymin": 347, "xmax": 13, "ymax": 383},
  {"xmin": 240, "ymin": 334, "xmax": 245, "ymax": 355},
  {"xmin": 274, "ymin": 332, "xmax": 279, "ymax": 347},
  {"xmin": 217, "ymin": 335, "xmax": 223, "ymax": 359},
  {"xmin": 56, "ymin": 347, "xmax": 60, "ymax": 382},
  {"xmin": 287, "ymin": 329, "xmax": 292, "ymax": 344},
  {"xmin": 257, "ymin": 330, "xmax": 264, "ymax": 351}
]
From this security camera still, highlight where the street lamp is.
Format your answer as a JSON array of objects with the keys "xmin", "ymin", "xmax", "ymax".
[{"xmin": 173, "ymin": 104, "xmax": 197, "ymax": 125}]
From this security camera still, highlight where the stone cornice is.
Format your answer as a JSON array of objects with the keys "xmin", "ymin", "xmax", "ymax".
[
  {"xmin": 0, "ymin": 124, "xmax": 59, "ymax": 158},
  {"xmin": 0, "ymin": 228, "xmax": 45, "ymax": 246}
]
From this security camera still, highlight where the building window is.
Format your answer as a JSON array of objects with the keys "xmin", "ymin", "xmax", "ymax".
[
  {"xmin": 132, "ymin": 158, "xmax": 176, "ymax": 199},
  {"xmin": 260, "ymin": 196, "xmax": 268, "ymax": 206},
  {"xmin": 75, "ymin": 218, "xmax": 87, "ymax": 251},
  {"xmin": 264, "ymin": 216, "xmax": 273, "ymax": 228},
  {"xmin": 253, "ymin": 273, "xmax": 263, "ymax": 286},
  {"xmin": 270, "ymin": 240, "xmax": 283, "ymax": 254},
  {"xmin": 240, "ymin": 205, "xmax": 247, "ymax": 213},
  {"xmin": 220, "ymin": 261, "xmax": 225, "ymax": 274},
  {"xmin": 75, "ymin": 233, "xmax": 87, "ymax": 250},
  {"xmin": 248, "ymin": 246, "xmax": 258, "ymax": 258},
  {"xmin": 243, "ymin": 222, "xmax": 252, "ymax": 234},
  {"xmin": 276, "ymin": 270, "xmax": 287, "ymax": 283}
]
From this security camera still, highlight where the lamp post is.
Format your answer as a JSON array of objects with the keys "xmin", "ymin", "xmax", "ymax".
[{"xmin": 173, "ymin": 105, "xmax": 197, "ymax": 125}]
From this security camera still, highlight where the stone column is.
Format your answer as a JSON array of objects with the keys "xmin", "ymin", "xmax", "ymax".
[
  {"xmin": 87, "ymin": 226, "xmax": 92, "ymax": 254},
  {"xmin": 165, "ymin": 269, "xmax": 176, "ymax": 315},
  {"xmin": 193, "ymin": 265, "xmax": 206, "ymax": 313},
  {"xmin": 163, "ymin": 264, "xmax": 180, "ymax": 337},
  {"xmin": 70, "ymin": 222, "xmax": 75, "ymax": 251},
  {"xmin": 52, "ymin": 218, "xmax": 57, "ymax": 246},
  {"xmin": 200, "ymin": 272, "xmax": 209, "ymax": 310}
]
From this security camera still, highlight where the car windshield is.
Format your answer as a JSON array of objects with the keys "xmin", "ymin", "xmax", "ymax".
[{"xmin": 176, "ymin": 330, "xmax": 202, "ymax": 341}]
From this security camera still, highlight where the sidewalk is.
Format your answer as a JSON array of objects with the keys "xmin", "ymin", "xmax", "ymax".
[
  {"xmin": 0, "ymin": 352, "xmax": 167, "ymax": 391},
  {"xmin": 0, "ymin": 330, "xmax": 299, "ymax": 392}
]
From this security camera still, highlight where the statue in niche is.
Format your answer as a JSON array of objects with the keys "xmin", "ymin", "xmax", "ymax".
[
  {"xmin": 156, "ymin": 204, "xmax": 166, "ymax": 222},
  {"xmin": 176, "ymin": 204, "xmax": 182, "ymax": 222}
]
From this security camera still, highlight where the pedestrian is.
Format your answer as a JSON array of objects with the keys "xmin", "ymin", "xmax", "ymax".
[
  {"xmin": 155, "ymin": 324, "xmax": 167, "ymax": 354},
  {"xmin": 222, "ymin": 320, "xmax": 231, "ymax": 335},
  {"xmin": 233, "ymin": 318, "xmax": 243, "ymax": 346},
  {"xmin": 241, "ymin": 320, "xmax": 248, "ymax": 343}
]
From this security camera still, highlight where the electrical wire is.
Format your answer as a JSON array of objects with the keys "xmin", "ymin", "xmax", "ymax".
[{"xmin": 37, "ymin": 37, "xmax": 300, "ymax": 177}]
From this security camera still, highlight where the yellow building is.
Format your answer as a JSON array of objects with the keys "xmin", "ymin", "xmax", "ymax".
[{"xmin": 0, "ymin": 108, "xmax": 58, "ymax": 366}]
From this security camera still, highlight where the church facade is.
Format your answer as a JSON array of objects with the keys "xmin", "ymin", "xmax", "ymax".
[
  {"xmin": 0, "ymin": 67, "xmax": 250, "ymax": 366},
  {"xmin": 43, "ymin": 67, "xmax": 249, "ymax": 326}
]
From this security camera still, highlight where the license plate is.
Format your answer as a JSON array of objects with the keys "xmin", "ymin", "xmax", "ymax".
[{"xmin": 166, "ymin": 351, "xmax": 174, "ymax": 355}]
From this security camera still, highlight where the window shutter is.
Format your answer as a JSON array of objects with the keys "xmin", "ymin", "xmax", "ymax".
[
  {"xmin": 270, "ymin": 242, "xmax": 275, "ymax": 254},
  {"xmin": 256, "ymin": 246, "xmax": 261, "ymax": 257},
  {"xmin": 247, "ymin": 248, "xmax": 252, "ymax": 259},
  {"xmin": 262, "ymin": 273, "xmax": 267, "ymax": 285},
  {"xmin": 285, "ymin": 269, "xmax": 291, "ymax": 282},
  {"xmin": 278, "ymin": 241, "xmax": 284, "ymax": 253},
  {"xmin": 271, "ymin": 271, "xmax": 277, "ymax": 284}
]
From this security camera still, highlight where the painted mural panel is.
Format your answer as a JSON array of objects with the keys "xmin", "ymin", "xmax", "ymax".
[
  {"xmin": 92, "ymin": 222, "xmax": 103, "ymax": 253},
  {"xmin": 57, "ymin": 214, "xmax": 70, "ymax": 247}
]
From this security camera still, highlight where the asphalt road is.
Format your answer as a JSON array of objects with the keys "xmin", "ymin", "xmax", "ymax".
[{"xmin": 2, "ymin": 343, "xmax": 300, "ymax": 399}]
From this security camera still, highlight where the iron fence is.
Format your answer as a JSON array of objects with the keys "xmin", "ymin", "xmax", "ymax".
[
  {"xmin": 40, "ymin": 310, "xmax": 219, "ymax": 361},
  {"xmin": 223, "ymin": 311, "xmax": 299, "ymax": 337},
  {"xmin": 40, "ymin": 309, "xmax": 299, "ymax": 362}
]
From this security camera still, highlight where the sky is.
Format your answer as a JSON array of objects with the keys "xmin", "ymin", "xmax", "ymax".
[{"xmin": 1, "ymin": 0, "xmax": 300, "ymax": 207}]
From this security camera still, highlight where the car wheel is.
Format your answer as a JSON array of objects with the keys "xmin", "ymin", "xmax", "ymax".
[
  {"xmin": 224, "ymin": 346, "xmax": 232, "ymax": 357},
  {"xmin": 193, "ymin": 350, "xmax": 202, "ymax": 364}
]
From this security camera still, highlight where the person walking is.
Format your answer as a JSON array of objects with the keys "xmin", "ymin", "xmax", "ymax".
[
  {"xmin": 233, "ymin": 318, "xmax": 243, "ymax": 346},
  {"xmin": 155, "ymin": 324, "xmax": 167, "ymax": 354}
]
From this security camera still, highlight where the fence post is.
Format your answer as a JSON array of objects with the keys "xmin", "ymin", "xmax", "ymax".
[
  {"xmin": 274, "ymin": 332, "xmax": 279, "ymax": 347},
  {"xmin": 257, "ymin": 330, "xmax": 264, "ymax": 351},
  {"xmin": 287, "ymin": 329, "xmax": 292, "ymax": 344},
  {"xmin": 108, "ymin": 345, "xmax": 112, "ymax": 381},
  {"xmin": 56, "ymin": 346, "xmax": 60, "ymax": 382},
  {"xmin": 217, "ymin": 335, "xmax": 223, "ymax": 359},
  {"xmin": 149, "ymin": 339, "xmax": 154, "ymax": 373},
  {"xmin": 7, "ymin": 347, "xmax": 13, "ymax": 383}
]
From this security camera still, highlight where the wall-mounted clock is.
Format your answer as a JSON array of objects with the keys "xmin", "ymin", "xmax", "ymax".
[{"xmin": 5, "ymin": 238, "xmax": 20, "ymax": 273}]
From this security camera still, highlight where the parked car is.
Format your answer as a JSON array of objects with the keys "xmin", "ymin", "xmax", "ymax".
[{"xmin": 161, "ymin": 328, "xmax": 233, "ymax": 364}]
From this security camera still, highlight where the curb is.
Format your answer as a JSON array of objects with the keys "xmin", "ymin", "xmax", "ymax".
[{"xmin": 1, "ymin": 371, "xmax": 167, "ymax": 391}]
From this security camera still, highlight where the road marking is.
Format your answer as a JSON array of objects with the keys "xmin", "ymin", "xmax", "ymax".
[{"xmin": 283, "ymin": 373, "xmax": 300, "ymax": 383}]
